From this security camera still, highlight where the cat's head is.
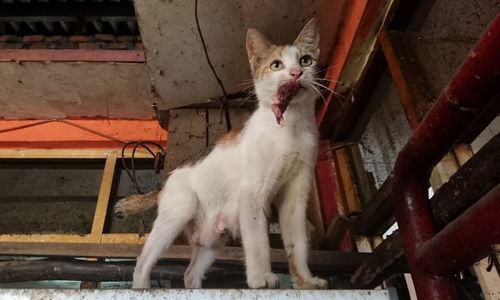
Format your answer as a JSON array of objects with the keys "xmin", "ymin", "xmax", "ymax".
[{"xmin": 246, "ymin": 18, "xmax": 320, "ymax": 114}]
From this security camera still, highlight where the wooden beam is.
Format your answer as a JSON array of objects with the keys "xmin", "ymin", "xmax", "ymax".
[
  {"xmin": 350, "ymin": 231, "xmax": 408, "ymax": 288},
  {"xmin": 353, "ymin": 178, "xmax": 392, "ymax": 235},
  {"xmin": 0, "ymin": 119, "xmax": 167, "ymax": 150},
  {"xmin": 0, "ymin": 149, "xmax": 152, "ymax": 159},
  {"xmin": 0, "ymin": 49, "xmax": 146, "ymax": 62},
  {"xmin": 307, "ymin": 180, "xmax": 326, "ymax": 249},
  {"xmin": 332, "ymin": 147, "xmax": 361, "ymax": 216},
  {"xmin": 318, "ymin": 0, "xmax": 394, "ymax": 138},
  {"xmin": 353, "ymin": 134, "xmax": 500, "ymax": 287},
  {"xmin": 473, "ymin": 258, "xmax": 500, "ymax": 300},
  {"xmin": 431, "ymin": 133, "xmax": 500, "ymax": 228},
  {"xmin": 0, "ymin": 242, "xmax": 369, "ymax": 273},
  {"xmin": 90, "ymin": 153, "xmax": 117, "ymax": 243},
  {"xmin": 316, "ymin": 0, "xmax": 369, "ymax": 128},
  {"xmin": 378, "ymin": 29, "xmax": 434, "ymax": 129},
  {"xmin": 0, "ymin": 233, "xmax": 151, "ymax": 244},
  {"xmin": 323, "ymin": 215, "xmax": 351, "ymax": 250}
]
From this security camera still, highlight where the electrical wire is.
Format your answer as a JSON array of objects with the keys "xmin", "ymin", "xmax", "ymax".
[
  {"xmin": 0, "ymin": 118, "xmax": 165, "ymax": 194},
  {"xmin": 194, "ymin": 0, "xmax": 232, "ymax": 132},
  {"xmin": 120, "ymin": 141, "xmax": 165, "ymax": 194}
]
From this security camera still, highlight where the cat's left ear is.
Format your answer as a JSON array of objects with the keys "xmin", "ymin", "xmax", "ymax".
[{"xmin": 293, "ymin": 18, "xmax": 320, "ymax": 52}]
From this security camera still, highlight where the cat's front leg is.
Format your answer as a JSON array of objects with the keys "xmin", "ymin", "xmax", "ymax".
[
  {"xmin": 239, "ymin": 191, "xmax": 279, "ymax": 289},
  {"xmin": 277, "ymin": 170, "xmax": 329, "ymax": 289}
]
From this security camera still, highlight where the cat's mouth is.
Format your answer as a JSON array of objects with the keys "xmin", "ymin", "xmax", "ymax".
[{"xmin": 272, "ymin": 81, "xmax": 302, "ymax": 125}]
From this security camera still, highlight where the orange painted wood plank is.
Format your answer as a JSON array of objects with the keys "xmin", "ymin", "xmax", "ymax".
[
  {"xmin": 316, "ymin": 0, "xmax": 369, "ymax": 126},
  {"xmin": 0, "ymin": 119, "xmax": 167, "ymax": 149},
  {"xmin": 0, "ymin": 49, "xmax": 145, "ymax": 62}
]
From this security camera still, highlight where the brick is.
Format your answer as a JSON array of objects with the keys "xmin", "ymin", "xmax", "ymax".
[
  {"xmin": 45, "ymin": 35, "xmax": 66, "ymax": 42},
  {"xmin": 30, "ymin": 42, "xmax": 56, "ymax": 49},
  {"xmin": 0, "ymin": 35, "xmax": 20, "ymax": 42},
  {"xmin": 94, "ymin": 34, "xmax": 115, "ymax": 42},
  {"xmin": 104, "ymin": 42, "xmax": 131, "ymax": 50},
  {"xmin": 117, "ymin": 35, "xmax": 136, "ymax": 42},
  {"xmin": 78, "ymin": 42, "xmax": 101, "ymax": 49},
  {"xmin": 69, "ymin": 35, "xmax": 93, "ymax": 42},
  {"xmin": 22, "ymin": 35, "xmax": 45, "ymax": 42},
  {"xmin": 0, "ymin": 43, "xmax": 24, "ymax": 49},
  {"xmin": 56, "ymin": 42, "xmax": 79, "ymax": 49}
]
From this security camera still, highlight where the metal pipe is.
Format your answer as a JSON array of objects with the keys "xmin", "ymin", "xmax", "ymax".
[
  {"xmin": 416, "ymin": 183, "xmax": 500, "ymax": 277},
  {"xmin": 391, "ymin": 14, "xmax": 500, "ymax": 300}
]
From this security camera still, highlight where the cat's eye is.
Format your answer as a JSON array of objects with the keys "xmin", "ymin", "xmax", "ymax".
[
  {"xmin": 300, "ymin": 55, "xmax": 313, "ymax": 67},
  {"xmin": 270, "ymin": 60, "xmax": 284, "ymax": 71}
]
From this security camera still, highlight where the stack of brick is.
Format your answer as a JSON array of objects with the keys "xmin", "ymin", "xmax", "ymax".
[{"xmin": 0, "ymin": 34, "xmax": 143, "ymax": 50}]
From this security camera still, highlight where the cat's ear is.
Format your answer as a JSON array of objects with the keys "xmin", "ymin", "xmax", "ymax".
[
  {"xmin": 246, "ymin": 28, "xmax": 271, "ymax": 61},
  {"xmin": 294, "ymin": 18, "xmax": 320, "ymax": 52}
]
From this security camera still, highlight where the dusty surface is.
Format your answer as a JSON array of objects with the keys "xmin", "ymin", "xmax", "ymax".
[{"xmin": 0, "ymin": 160, "xmax": 162, "ymax": 234}]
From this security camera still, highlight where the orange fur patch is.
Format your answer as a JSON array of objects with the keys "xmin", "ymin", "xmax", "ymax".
[
  {"xmin": 217, "ymin": 129, "xmax": 241, "ymax": 145},
  {"xmin": 289, "ymin": 255, "xmax": 304, "ymax": 285},
  {"xmin": 251, "ymin": 46, "xmax": 285, "ymax": 79}
]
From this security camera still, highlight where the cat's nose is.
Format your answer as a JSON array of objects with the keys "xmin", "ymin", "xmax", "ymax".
[{"xmin": 290, "ymin": 68, "xmax": 303, "ymax": 80}]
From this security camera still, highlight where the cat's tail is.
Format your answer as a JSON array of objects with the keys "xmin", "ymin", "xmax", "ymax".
[{"xmin": 114, "ymin": 190, "xmax": 160, "ymax": 218}]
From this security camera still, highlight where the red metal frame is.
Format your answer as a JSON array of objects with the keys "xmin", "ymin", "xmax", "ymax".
[{"xmin": 391, "ymin": 15, "xmax": 500, "ymax": 299}]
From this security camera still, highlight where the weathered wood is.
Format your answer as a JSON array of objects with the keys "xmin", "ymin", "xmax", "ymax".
[
  {"xmin": 431, "ymin": 133, "xmax": 500, "ymax": 227},
  {"xmin": 352, "ymin": 134, "xmax": 500, "ymax": 287},
  {"xmin": 350, "ymin": 231, "xmax": 408, "ymax": 288},
  {"xmin": 0, "ymin": 149, "xmax": 152, "ymax": 159},
  {"xmin": 307, "ymin": 180, "xmax": 326, "ymax": 250},
  {"xmin": 0, "ymin": 243, "xmax": 368, "ymax": 273},
  {"xmin": 355, "ymin": 133, "xmax": 500, "ymax": 236},
  {"xmin": 323, "ymin": 215, "xmax": 351, "ymax": 250},
  {"xmin": 473, "ymin": 257, "xmax": 500, "ymax": 300},
  {"xmin": 346, "ymin": 144, "xmax": 376, "ymax": 207},
  {"xmin": 332, "ymin": 147, "xmax": 361, "ymax": 216},
  {"xmin": 90, "ymin": 153, "xmax": 117, "ymax": 242},
  {"xmin": 353, "ymin": 178, "xmax": 392, "ymax": 235},
  {"xmin": 318, "ymin": 0, "xmax": 394, "ymax": 139},
  {"xmin": 378, "ymin": 29, "xmax": 434, "ymax": 129}
]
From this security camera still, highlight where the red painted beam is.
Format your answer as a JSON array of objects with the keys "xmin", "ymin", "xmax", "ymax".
[
  {"xmin": 392, "ymin": 15, "xmax": 500, "ymax": 299},
  {"xmin": 416, "ymin": 183, "xmax": 500, "ymax": 277},
  {"xmin": 0, "ymin": 119, "xmax": 167, "ymax": 149},
  {"xmin": 0, "ymin": 49, "xmax": 145, "ymax": 62}
]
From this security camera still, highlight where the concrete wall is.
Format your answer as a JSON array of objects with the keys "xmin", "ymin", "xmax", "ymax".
[
  {"xmin": 0, "ymin": 159, "xmax": 163, "ymax": 234},
  {"xmin": 354, "ymin": 0, "xmax": 499, "ymax": 187}
]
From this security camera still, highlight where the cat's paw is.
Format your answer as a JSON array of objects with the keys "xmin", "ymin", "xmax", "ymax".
[
  {"xmin": 293, "ymin": 276, "xmax": 329, "ymax": 289},
  {"xmin": 247, "ymin": 272, "xmax": 280, "ymax": 289},
  {"xmin": 184, "ymin": 274, "xmax": 202, "ymax": 289}
]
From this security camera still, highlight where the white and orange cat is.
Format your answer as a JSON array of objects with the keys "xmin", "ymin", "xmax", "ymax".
[{"xmin": 115, "ymin": 18, "xmax": 328, "ymax": 290}]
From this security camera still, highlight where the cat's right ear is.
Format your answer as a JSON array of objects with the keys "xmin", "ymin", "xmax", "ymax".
[{"xmin": 246, "ymin": 28, "xmax": 271, "ymax": 62}]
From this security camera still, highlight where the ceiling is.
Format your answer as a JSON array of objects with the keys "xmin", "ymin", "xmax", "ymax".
[{"xmin": 0, "ymin": 0, "xmax": 344, "ymax": 119}]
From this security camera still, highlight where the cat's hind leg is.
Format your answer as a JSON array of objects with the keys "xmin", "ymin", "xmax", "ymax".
[
  {"xmin": 132, "ymin": 172, "xmax": 197, "ymax": 288},
  {"xmin": 184, "ymin": 245, "xmax": 216, "ymax": 288}
]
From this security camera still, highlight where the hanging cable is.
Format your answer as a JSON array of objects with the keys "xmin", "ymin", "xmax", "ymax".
[{"xmin": 194, "ymin": 0, "xmax": 232, "ymax": 132}]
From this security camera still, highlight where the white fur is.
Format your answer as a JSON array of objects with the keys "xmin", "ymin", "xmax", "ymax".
[{"xmin": 132, "ymin": 20, "xmax": 328, "ymax": 290}]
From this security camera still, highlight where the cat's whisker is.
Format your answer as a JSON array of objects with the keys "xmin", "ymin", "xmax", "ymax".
[
  {"xmin": 236, "ymin": 90, "xmax": 257, "ymax": 109},
  {"xmin": 312, "ymin": 64, "xmax": 344, "ymax": 75},
  {"xmin": 309, "ymin": 84, "xmax": 327, "ymax": 105},
  {"xmin": 312, "ymin": 77, "xmax": 353, "ymax": 89},
  {"xmin": 311, "ymin": 81, "xmax": 351, "ymax": 101}
]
